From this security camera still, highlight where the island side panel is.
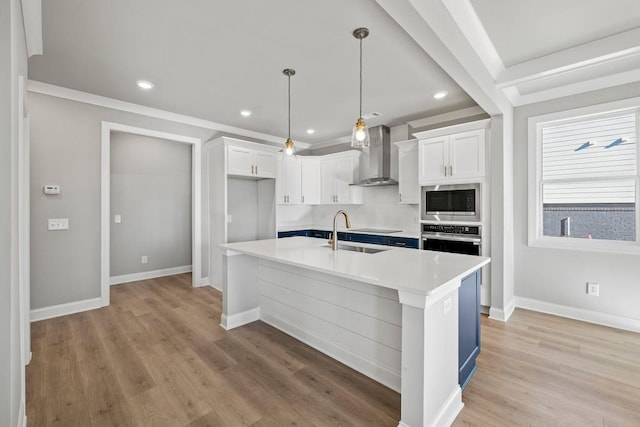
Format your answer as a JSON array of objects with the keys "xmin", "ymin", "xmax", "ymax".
[
  {"xmin": 398, "ymin": 287, "xmax": 463, "ymax": 427},
  {"xmin": 258, "ymin": 259, "xmax": 402, "ymax": 392},
  {"xmin": 221, "ymin": 252, "xmax": 260, "ymax": 330}
]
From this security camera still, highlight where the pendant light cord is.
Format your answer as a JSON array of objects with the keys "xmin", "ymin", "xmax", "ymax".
[
  {"xmin": 359, "ymin": 37, "xmax": 363, "ymax": 119},
  {"xmin": 288, "ymin": 74, "xmax": 291, "ymax": 139}
]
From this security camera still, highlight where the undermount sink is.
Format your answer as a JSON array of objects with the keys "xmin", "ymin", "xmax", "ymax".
[{"xmin": 322, "ymin": 243, "xmax": 389, "ymax": 254}]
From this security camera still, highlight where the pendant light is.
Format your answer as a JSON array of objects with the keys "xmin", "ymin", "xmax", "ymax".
[
  {"xmin": 283, "ymin": 68, "xmax": 296, "ymax": 156},
  {"xmin": 351, "ymin": 27, "xmax": 370, "ymax": 149}
]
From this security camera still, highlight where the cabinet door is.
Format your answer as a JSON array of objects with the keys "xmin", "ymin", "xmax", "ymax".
[
  {"xmin": 255, "ymin": 151, "xmax": 277, "ymax": 178},
  {"xmin": 276, "ymin": 155, "xmax": 287, "ymax": 204},
  {"xmin": 320, "ymin": 160, "xmax": 335, "ymax": 203},
  {"xmin": 334, "ymin": 156, "xmax": 354, "ymax": 203},
  {"xmin": 450, "ymin": 129, "xmax": 485, "ymax": 179},
  {"xmin": 300, "ymin": 158, "xmax": 321, "ymax": 204},
  {"xmin": 284, "ymin": 158, "xmax": 302, "ymax": 204},
  {"xmin": 227, "ymin": 146, "xmax": 254, "ymax": 177},
  {"xmin": 459, "ymin": 270, "xmax": 480, "ymax": 389},
  {"xmin": 398, "ymin": 145, "xmax": 420, "ymax": 204},
  {"xmin": 419, "ymin": 137, "xmax": 448, "ymax": 183}
]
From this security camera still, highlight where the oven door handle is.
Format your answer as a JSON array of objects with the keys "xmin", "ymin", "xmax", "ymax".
[{"xmin": 422, "ymin": 234, "xmax": 481, "ymax": 244}]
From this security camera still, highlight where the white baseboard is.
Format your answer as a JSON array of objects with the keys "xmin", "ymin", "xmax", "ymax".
[
  {"xmin": 110, "ymin": 265, "xmax": 192, "ymax": 285},
  {"xmin": 208, "ymin": 282, "xmax": 222, "ymax": 292},
  {"xmin": 430, "ymin": 386, "xmax": 464, "ymax": 427},
  {"xmin": 220, "ymin": 307, "xmax": 260, "ymax": 330},
  {"xmin": 194, "ymin": 276, "xmax": 210, "ymax": 287},
  {"xmin": 489, "ymin": 298, "xmax": 516, "ymax": 322},
  {"xmin": 515, "ymin": 296, "xmax": 640, "ymax": 333},
  {"xmin": 31, "ymin": 297, "xmax": 102, "ymax": 322},
  {"xmin": 261, "ymin": 311, "xmax": 401, "ymax": 393},
  {"xmin": 18, "ymin": 399, "xmax": 26, "ymax": 427}
]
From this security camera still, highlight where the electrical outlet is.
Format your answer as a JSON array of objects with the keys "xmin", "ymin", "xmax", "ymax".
[
  {"xmin": 443, "ymin": 296, "xmax": 452, "ymax": 314},
  {"xmin": 141, "ymin": 255, "xmax": 148, "ymax": 264},
  {"xmin": 586, "ymin": 282, "xmax": 599, "ymax": 296},
  {"xmin": 114, "ymin": 214, "xmax": 122, "ymax": 224},
  {"xmin": 227, "ymin": 215, "xmax": 233, "ymax": 223}
]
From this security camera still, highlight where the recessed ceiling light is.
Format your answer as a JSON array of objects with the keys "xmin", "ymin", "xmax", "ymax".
[
  {"xmin": 306, "ymin": 129, "xmax": 315, "ymax": 135},
  {"xmin": 136, "ymin": 80, "xmax": 154, "ymax": 90},
  {"xmin": 433, "ymin": 91, "xmax": 448, "ymax": 100},
  {"xmin": 361, "ymin": 112, "xmax": 382, "ymax": 120},
  {"xmin": 240, "ymin": 110, "xmax": 252, "ymax": 117}
]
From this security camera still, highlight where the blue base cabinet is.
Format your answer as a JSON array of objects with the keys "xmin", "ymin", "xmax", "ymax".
[
  {"xmin": 458, "ymin": 270, "xmax": 481, "ymax": 390},
  {"xmin": 277, "ymin": 230, "xmax": 419, "ymax": 249}
]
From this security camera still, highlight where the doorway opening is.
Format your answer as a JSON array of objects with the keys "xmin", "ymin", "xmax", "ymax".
[{"xmin": 100, "ymin": 122, "xmax": 202, "ymax": 306}]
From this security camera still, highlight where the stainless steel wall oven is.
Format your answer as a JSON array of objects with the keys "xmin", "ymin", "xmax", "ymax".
[{"xmin": 422, "ymin": 224, "xmax": 482, "ymax": 256}]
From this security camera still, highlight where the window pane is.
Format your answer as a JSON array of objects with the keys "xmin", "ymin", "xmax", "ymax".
[
  {"xmin": 542, "ymin": 113, "xmax": 636, "ymax": 180},
  {"xmin": 543, "ymin": 180, "xmax": 636, "ymax": 241}
]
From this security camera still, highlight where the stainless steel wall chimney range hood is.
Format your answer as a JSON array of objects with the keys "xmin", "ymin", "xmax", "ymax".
[{"xmin": 354, "ymin": 125, "xmax": 398, "ymax": 186}]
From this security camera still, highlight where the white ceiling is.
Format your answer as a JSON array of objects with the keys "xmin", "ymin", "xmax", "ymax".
[
  {"xmin": 28, "ymin": 0, "xmax": 477, "ymax": 145},
  {"xmin": 470, "ymin": 0, "xmax": 640, "ymax": 67}
]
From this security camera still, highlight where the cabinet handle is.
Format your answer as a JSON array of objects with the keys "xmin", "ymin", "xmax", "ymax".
[
  {"xmin": 444, "ymin": 165, "xmax": 447, "ymax": 177},
  {"xmin": 449, "ymin": 165, "xmax": 453, "ymax": 176},
  {"xmin": 302, "ymin": 195, "xmax": 304, "ymax": 203},
  {"xmin": 255, "ymin": 165, "xmax": 258, "ymax": 175},
  {"xmin": 399, "ymin": 193, "xmax": 402, "ymax": 202}
]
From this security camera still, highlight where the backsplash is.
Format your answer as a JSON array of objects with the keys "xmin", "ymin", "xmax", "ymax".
[{"xmin": 277, "ymin": 186, "xmax": 419, "ymax": 233}]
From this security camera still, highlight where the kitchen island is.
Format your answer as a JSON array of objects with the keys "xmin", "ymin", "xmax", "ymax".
[{"xmin": 220, "ymin": 236, "xmax": 490, "ymax": 427}]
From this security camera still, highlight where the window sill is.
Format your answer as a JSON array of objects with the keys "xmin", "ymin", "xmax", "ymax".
[{"xmin": 529, "ymin": 236, "xmax": 640, "ymax": 255}]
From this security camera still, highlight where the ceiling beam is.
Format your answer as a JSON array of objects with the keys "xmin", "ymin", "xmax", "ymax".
[
  {"xmin": 374, "ymin": 0, "xmax": 512, "ymax": 116},
  {"xmin": 496, "ymin": 28, "xmax": 640, "ymax": 89}
]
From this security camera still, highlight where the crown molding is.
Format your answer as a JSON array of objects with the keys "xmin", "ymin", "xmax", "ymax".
[
  {"xmin": 407, "ymin": 106, "xmax": 486, "ymax": 129},
  {"xmin": 21, "ymin": 0, "xmax": 42, "ymax": 57},
  {"xmin": 26, "ymin": 80, "xmax": 311, "ymax": 149}
]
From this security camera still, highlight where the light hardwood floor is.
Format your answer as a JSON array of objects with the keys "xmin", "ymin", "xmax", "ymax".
[{"xmin": 26, "ymin": 273, "xmax": 640, "ymax": 426}]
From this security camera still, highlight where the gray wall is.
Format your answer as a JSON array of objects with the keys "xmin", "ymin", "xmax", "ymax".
[
  {"xmin": 28, "ymin": 91, "xmax": 235, "ymax": 309},
  {"xmin": 514, "ymin": 81, "xmax": 640, "ymax": 322},
  {"xmin": 1, "ymin": 0, "xmax": 27, "ymax": 425},
  {"xmin": 110, "ymin": 133, "xmax": 192, "ymax": 276}
]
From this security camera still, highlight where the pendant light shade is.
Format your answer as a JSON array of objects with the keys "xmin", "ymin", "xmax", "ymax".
[
  {"xmin": 283, "ymin": 68, "xmax": 296, "ymax": 156},
  {"xmin": 351, "ymin": 27, "xmax": 370, "ymax": 149}
]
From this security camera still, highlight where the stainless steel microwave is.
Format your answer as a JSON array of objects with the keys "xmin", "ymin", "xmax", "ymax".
[{"xmin": 421, "ymin": 183, "xmax": 481, "ymax": 222}]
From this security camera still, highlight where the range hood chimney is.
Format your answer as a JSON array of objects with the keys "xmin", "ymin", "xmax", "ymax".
[{"xmin": 355, "ymin": 125, "xmax": 397, "ymax": 186}]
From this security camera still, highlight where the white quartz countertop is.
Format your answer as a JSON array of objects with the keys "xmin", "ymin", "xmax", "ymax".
[
  {"xmin": 277, "ymin": 224, "xmax": 420, "ymax": 239},
  {"xmin": 221, "ymin": 237, "xmax": 490, "ymax": 297}
]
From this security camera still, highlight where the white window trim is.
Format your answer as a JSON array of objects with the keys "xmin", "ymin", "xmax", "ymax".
[{"xmin": 528, "ymin": 97, "xmax": 640, "ymax": 255}]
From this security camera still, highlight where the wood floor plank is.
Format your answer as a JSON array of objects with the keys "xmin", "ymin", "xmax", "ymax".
[{"xmin": 27, "ymin": 274, "xmax": 640, "ymax": 426}]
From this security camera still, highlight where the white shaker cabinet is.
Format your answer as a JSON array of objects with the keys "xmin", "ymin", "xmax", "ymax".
[
  {"xmin": 277, "ymin": 154, "xmax": 302, "ymax": 204},
  {"xmin": 228, "ymin": 144, "xmax": 278, "ymax": 178},
  {"xmin": 206, "ymin": 136, "xmax": 279, "ymax": 288},
  {"xmin": 414, "ymin": 119, "xmax": 489, "ymax": 185},
  {"xmin": 300, "ymin": 157, "xmax": 321, "ymax": 205},
  {"xmin": 395, "ymin": 139, "xmax": 420, "ymax": 204},
  {"xmin": 320, "ymin": 151, "xmax": 362, "ymax": 204}
]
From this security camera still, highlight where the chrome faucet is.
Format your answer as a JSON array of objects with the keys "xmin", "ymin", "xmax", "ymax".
[{"xmin": 329, "ymin": 210, "xmax": 351, "ymax": 250}]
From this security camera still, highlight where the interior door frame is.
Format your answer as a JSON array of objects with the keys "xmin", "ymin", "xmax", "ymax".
[{"xmin": 100, "ymin": 122, "xmax": 202, "ymax": 307}]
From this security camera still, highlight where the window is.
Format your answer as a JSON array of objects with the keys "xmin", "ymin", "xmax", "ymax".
[{"xmin": 528, "ymin": 99, "xmax": 640, "ymax": 253}]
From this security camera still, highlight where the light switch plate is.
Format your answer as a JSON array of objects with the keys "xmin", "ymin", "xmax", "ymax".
[
  {"xmin": 48, "ymin": 218, "xmax": 69, "ymax": 230},
  {"xmin": 114, "ymin": 214, "xmax": 122, "ymax": 224}
]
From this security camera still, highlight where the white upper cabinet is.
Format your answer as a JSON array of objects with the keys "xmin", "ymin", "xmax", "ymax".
[
  {"xmin": 227, "ymin": 142, "xmax": 278, "ymax": 178},
  {"xmin": 395, "ymin": 140, "xmax": 420, "ymax": 204},
  {"xmin": 277, "ymin": 154, "xmax": 302, "ymax": 204},
  {"xmin": 300, "ymin": 157, "xmax": 321, "ymax": 205},
  {"xmin": 414, "ymin": 119, "xmax": 489, "ymax": 185},
  {"xmin": 320, "ymin": 151, "xmax": 362, "ymax": 204}
]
